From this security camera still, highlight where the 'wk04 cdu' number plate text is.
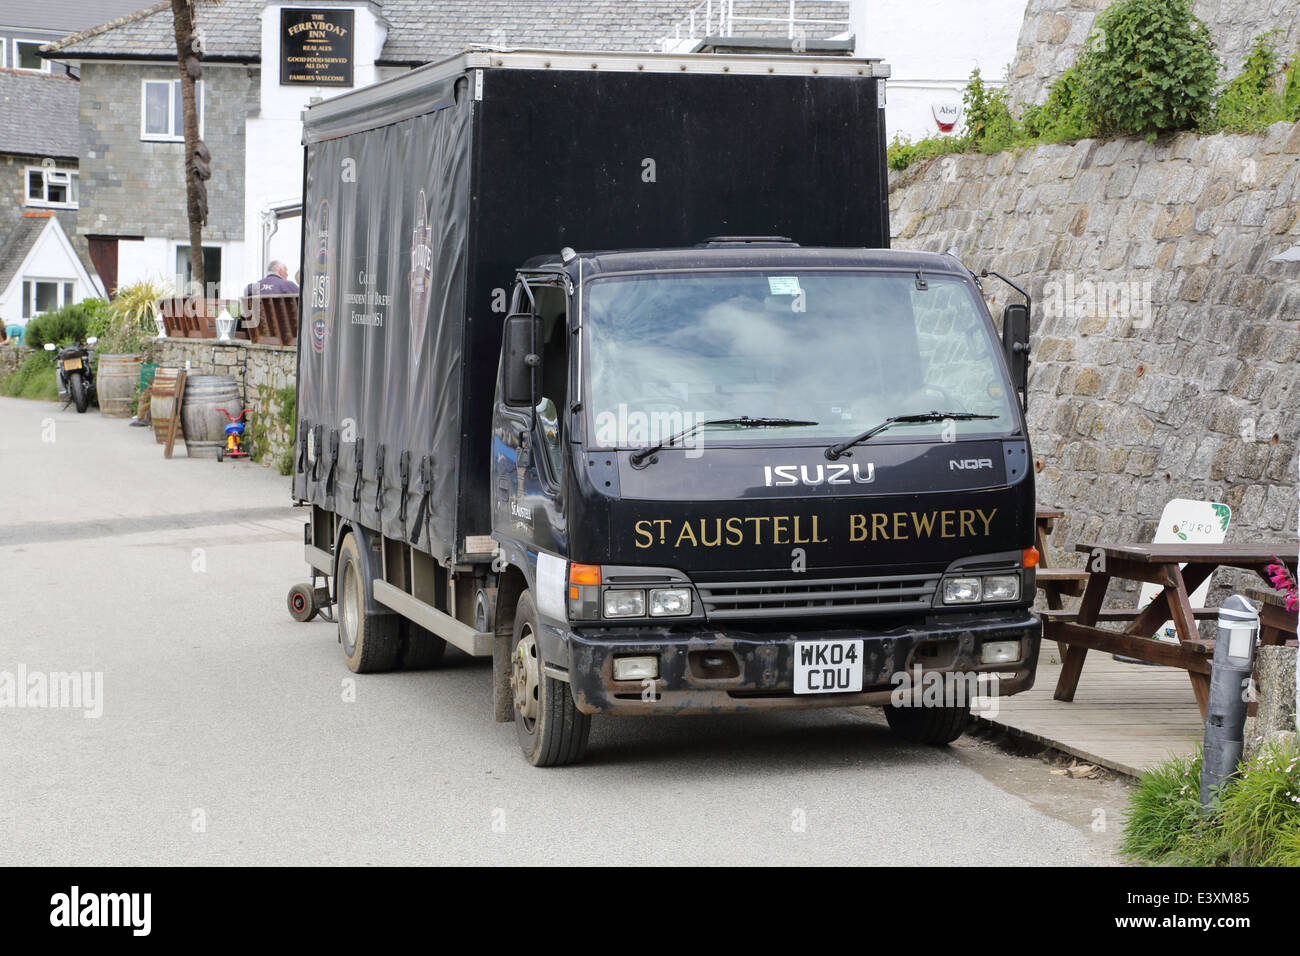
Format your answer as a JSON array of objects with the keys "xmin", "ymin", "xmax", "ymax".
[{"xmin": 794, "ymin": 639, "xmax": 864, "ymax": 694}]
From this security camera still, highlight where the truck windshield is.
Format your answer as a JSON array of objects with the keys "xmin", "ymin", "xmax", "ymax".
[{"xmin": 583, "ymin": 270, "xmax": 1017, "ymax": 448}]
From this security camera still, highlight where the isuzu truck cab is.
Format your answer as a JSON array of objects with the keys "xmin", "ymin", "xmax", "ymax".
[{"xmin": 490, "ymin": 242, "xmax": 1039, "ymax": 763}]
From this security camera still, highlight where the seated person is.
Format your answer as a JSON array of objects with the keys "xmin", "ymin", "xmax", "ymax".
[{"xmin": 244, "ymin": 260, "xmax": 299, "ymax": 297}]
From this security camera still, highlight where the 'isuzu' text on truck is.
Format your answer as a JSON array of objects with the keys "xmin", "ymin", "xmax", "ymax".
[{"xmin": 286, "ymin": 49, "xmax": 1042, "ymax": 765}]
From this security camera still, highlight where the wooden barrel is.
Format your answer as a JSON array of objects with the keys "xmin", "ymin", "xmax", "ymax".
[
  {"xmin": 150, "ymin": 368, "xmax": 180, "ymax": 445},
  {"xmin": 97, "ymin": 354, "xmax": 142, "ymax": 418},
  {"xmin": 181, "ymin": 375, "xmax": 241, "ymax": 458}
]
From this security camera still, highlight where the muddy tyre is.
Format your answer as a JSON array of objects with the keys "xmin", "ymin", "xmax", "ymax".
[
  {"xmin": 511, "ymin": 590, "xmax": 590, "ymax": 766},
  {"xmin": 337, "ymin": 532, "xmax": 399, "ymax": 673},
  {"xmin": 884, "ymin": 702, "xmax": 971, "ymax": 746}
]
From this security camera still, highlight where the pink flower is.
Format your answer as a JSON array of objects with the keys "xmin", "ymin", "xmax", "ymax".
[{"xmin": 1267, "ymin": 557, "xmax": 1299, "ymax": 611}]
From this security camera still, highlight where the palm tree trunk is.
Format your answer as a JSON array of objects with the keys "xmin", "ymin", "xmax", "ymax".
[{"xmin": 171, "ymin": 0, "xmax": 205, "ymax": 296}]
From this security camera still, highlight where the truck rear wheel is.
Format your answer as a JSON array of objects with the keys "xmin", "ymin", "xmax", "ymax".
[
  {"xmin": 511, "ymin": 590, "xmax": 590, "ymax": 766},
  {"xmin": 884, "ymin": 702, "xmax": 971, "ymax": 746},
  {"xmin": 337, "ymin": 532, "xmax": 399, "ymax": 673}
]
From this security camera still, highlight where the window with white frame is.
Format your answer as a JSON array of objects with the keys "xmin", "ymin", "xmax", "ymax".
[
  {"xmin": 22, "ymin": 279, "xmax": 76, "ymax": 318},
  {"xmin": 13, "ymin": 39, "xmax": 50, "ymax": 72},
  {"xmin": 141, "ymin": 78, "xmax": 203, "ymax": 142},
  {"xmin": 26, "ymin": 167, "xmax": 78, "ymax": 208}
]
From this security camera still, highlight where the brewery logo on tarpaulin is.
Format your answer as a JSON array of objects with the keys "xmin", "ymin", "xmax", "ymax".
[
  {"xmin": 409, "ymin": 190, "xmax": 433, "ymax": 348},
  {"xmin": 310, "ymin": 199, "xmax": 332, "ymax": 353}
]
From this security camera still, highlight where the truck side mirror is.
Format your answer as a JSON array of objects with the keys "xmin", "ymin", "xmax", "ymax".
[
  {"xmin": 1001, "ymin": 302, "xmax": 1030, "ymax": 409},
  {"xmin": 502, "ymin": 312, "xmax": 541, "ymax": 408}
]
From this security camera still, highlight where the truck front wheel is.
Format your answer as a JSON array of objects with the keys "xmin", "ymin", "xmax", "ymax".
[
  {"xmin": 337, "ymin": 532, "xmax": 400, "ymax": 673},
  {"xmin": 884, "ymin": 702, "xmax": 971, "ymax": 746},
  {"xmin": 511, "ymin": 590, "xmax": 590, "ymax": 766}
]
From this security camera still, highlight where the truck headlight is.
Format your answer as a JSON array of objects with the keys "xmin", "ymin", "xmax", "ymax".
[
  {"xmin": 981, "ymin": 574, "xmax": 1020, "ymax": 602},
  {"xmin": 603, "ymin": 589, "xmax": 645, "ymax": 618},
  {"xmin": 942, "ymin": 577, "xmax": 982, "ymax": 604},
  {"xmin": 649, "ymin": 588, "xmax": 691, "ymax": 617}
]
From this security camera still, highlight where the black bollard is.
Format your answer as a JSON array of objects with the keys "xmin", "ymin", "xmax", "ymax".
[{"xmin": 1199, "ymin": 595, "xmax": 1259, "ymax": 810}]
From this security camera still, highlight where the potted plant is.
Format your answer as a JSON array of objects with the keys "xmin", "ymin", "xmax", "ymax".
[{"xmin": 88, "ymin": 279, "xmax": 169, "ymax": 418}]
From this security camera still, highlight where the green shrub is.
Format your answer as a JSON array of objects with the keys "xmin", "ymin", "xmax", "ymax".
[
  {"xmin": 1121, "ymin": 747, "xmax": 1205, "ymax": 861},
  {"xmin": 1285, "ymin": 52, "xmax": 1300, "ymax": 119},
  {"xmin": 887, "ymin": 133, "xmax": 964, "ymax": 171},
  {"xmin": 1216, "ymin": 739, "xmax": 1300, "ymax": 866},
  {"xmin": 1077, "ymin": 0, "xmax": 1218, "ymax": 140},
  {"xmin": 275, "ymin": 385, "xmax": 296, "ymax": 429},
  {"xmin": 0, "ymin": 348, "xmax": 58, "ymax": 400},
  {"xmin": 1122, "ymin": 740, "xmax": 1300, "ymax": 866},
  {"xmin": 22, "ymin": 298, "xmax": 110, "ymax": 351},
  {"xmin": 885, "ymin": 68, "xmax": 1028, "ymax": 172},
  {"xmin": 1272, "ymin": 820, "xmax": 1300, "ymax": 867},
  {"xmin": 1214, "ymin": 32, "xmax": 1290, "ymax": 132},
  {"xmin": 963, "ymin": 67, "xmax": 1029, "ymax": 154},
  {"xmin": 1022, "ymin": 66, "xmax": 1094, "ymax": 142},
  {"xmin": 275, "ymin": 447, "xmax": 294, "ymax": 476}
]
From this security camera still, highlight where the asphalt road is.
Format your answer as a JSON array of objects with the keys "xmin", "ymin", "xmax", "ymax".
[{"xmin": 0, "ymin": 395, "xmax": 1126, "ymax": 866}]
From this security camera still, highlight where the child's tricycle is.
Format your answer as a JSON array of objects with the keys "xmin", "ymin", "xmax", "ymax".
[{"xmin": 215, "ymin": 406, "xmax": 253, "ymax": 462}]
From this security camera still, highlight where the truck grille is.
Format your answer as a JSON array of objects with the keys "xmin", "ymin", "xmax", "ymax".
[{"xmin": 694, "ymin": 572, "xmax": 940, "ymax": 620}]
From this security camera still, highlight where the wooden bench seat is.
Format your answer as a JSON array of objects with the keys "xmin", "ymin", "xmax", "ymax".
[
  {"xmin": 1034, "ymin": 568, "xmax": 1089, "ymax": 598},
  {"xmin": 1038, "ymin": 606, "xmax": 1219, "ymax": 623}
]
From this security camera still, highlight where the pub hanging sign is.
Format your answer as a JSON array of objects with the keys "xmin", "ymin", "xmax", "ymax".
[{"xmin": 280, "ymin": 8, "xmax": 354, "ymax": 86}]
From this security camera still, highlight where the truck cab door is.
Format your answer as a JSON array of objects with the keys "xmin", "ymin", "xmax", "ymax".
[{"xmin": 491, "ymin": 279, "xmax": 569, "ymax": 555}]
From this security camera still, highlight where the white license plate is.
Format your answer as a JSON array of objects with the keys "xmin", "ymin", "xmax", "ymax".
[{"xmin": 794, "ymin": 639, "xmax": 864, "ymax": 694}]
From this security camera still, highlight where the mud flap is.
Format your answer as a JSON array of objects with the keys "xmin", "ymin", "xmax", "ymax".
[{"xmin": 492, "ymin": 631, "xmax": 514, "ymax": 723}]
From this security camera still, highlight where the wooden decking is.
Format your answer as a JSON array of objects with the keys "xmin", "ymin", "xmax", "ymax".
[{"xmin": 977, "ymin": 650, "xmax": 1204, "ymax": 778}]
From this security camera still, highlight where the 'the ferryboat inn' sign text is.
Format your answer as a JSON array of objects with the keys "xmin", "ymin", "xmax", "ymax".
[{"xmin": 280, "ymin": 8, "xmax": 354, "ymax": 86}]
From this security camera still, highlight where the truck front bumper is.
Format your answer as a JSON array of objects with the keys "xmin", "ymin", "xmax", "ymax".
[{"xmin": 565, "ymin": 610, "xmax": 1041, "ymax": 716}]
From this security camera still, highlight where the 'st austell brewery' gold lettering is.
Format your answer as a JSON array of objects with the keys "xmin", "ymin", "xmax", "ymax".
[{"xmin": 632, "ymin": 509, "xmax": 997, "ymax": 548}]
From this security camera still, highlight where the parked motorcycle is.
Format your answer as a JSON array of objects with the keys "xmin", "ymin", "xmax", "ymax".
[{"xmin": 43, "ymin": 336, "xmax": 98, "ymax": 414}]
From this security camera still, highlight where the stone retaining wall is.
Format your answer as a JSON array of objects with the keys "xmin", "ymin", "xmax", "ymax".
[
  {"xmin": 890, "ymin": 122, "xmax": 1300, "ymax": 601},
  {"xmin": 155, "ymin": 338, "xmax": 297, "ymax": 468}
]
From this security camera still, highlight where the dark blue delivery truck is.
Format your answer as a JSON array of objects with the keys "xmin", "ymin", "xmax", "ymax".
[{"xmin": 286, "ymin": 48, "xmax": 1041, "ymax": 765}]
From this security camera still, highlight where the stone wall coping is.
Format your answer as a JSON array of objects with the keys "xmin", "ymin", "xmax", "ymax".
[{"xmin": 161, "ymin": 338, "xmax": 295, "ymax": 355}]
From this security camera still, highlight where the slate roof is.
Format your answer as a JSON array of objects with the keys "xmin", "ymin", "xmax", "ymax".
[
  {"xmin": 0, "ymin": 0, "xmax": 155, "ymax": 34},
  {"xmin": 46, "ymin": 1, "xmax": 851, "ymax": 63},
  {"xmin": 0, "ymin": 211, "xmax": 52, "ymax": 299},
  {"xmin": 0, "ymin": 68, "xmax": 79, "ymax": 158}
]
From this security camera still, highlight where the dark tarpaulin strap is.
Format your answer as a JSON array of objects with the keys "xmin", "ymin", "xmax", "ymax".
[
  {"xmin": 374, "ymin": 444, "xmax": 387, "ymax": 514},
  {"xmin": 325, "ymin": 429, "xmax": 339, "ymax": 499},
  {"xmin": 410, "ymin": 455, "xmax": 434, "ymax": 546},
  {"xmin": 296, "ymin": 421, "xmax": 308, "ymax": 475},
  {"xmin": 398, "ymin": 450, "xmax": 411, "ymax": 526},
  {"xmin": 311, "ymin": 424, "xmax": 325, "ymax": 481},
  {"xmin": 351, "ymin": 437, "xmax": 366, "ymax": 504}
]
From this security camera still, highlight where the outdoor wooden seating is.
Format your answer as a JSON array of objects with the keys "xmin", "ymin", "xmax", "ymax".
[
  {"xmin": 1244, "ymin": 586, "xmax": 1299, "ymax": 649},
  {"xmin": 242, "ymin": 294, "xmax": 298, "ymax": 346},
  {"xmin": 1041, "ymin": 542, "xmax": 1298, "ymax": 719},
  {"xmin": 159, "ymin": 297, "xmax": 248, "ymax": 339}
]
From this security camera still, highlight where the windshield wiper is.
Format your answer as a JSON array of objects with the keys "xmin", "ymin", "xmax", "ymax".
[
  {"xmin": 825, "ymin": 410, "xmax": 997, "ymax": 460},
  {"xmin": 630, "ymin": 416, "xmax": 818, "ymax": 467}
]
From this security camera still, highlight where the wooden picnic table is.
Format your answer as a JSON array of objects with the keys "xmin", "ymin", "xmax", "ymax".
[
  {"xmin": 1046, "ymin": 541, "xmax": 1298, "ymax": 719},
  {"xmin": 1033, "ymin": 509, "xmax": 1088, "ymax": 607}
]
